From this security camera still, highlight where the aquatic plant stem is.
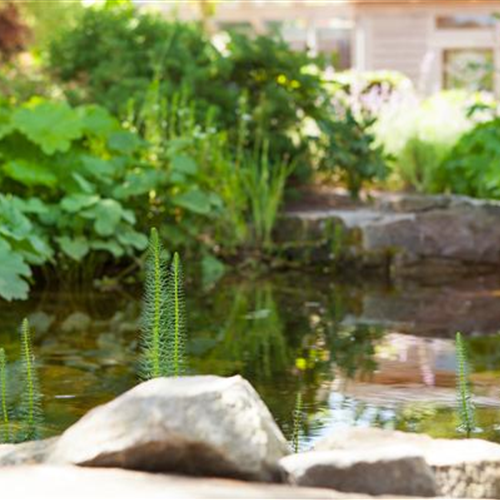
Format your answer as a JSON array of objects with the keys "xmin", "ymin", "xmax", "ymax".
[
  {"xmin": 22, "ymin": 319, "xmax": 35, "ymax": 429},
  {"xmin": 152, "ymin": 229, "xmax": 162, "ymax": 378},
  {"xmin": 456, "ymin": 331, "xmax": 475, "ymax": 438},
  {"xmin": 140, "ymin": 227, "xmax": 168, "ymax": 380},
  {"xmin": 0, "ymin": 348, "xmax": 9, "ymax": 443},
  {"xmin": 19, "ymin": 317, "xmax": 42, "ymax": 441},
  {"xmin": 167, "ymin": 252, "xmax": 186, "ymax": 376},
  {"xmin": 173, "ymin": 253, "xmax": 180, "ymax": 376},
  {"xmin": 292, "ymin": 391, "xmax": 302, "ymax": 453}
]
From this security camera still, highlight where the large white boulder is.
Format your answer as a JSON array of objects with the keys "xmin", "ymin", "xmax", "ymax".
[{"xmin": 48, "ymin": 376, "xmax": 290, "ymax": 482}]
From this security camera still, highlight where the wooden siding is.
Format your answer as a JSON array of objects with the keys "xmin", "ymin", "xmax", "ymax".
[{"xmin": 362, "ymin": 14, "xmax": 430, "ymax": 84}]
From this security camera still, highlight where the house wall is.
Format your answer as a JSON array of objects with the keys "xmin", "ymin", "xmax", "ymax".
[{"xmin": 354, "ymin": 3, "xmax": 500, "ymax": 95}]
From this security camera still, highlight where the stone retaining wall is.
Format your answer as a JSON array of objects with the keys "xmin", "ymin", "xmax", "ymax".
[{"xmin": 278, "ymin": 193, "xmax": 500, "ymax": 280}]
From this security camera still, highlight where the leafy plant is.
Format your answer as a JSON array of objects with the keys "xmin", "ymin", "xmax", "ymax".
[
  {"xmin": 140, "ymin": 228, "xmax": 168, "ymax": 380},
  {"xmin": 0, "ymin": 348, "xmax": 9, "ymax": 443},
  {"xmin": 456, "ymin": 332, "xmax": 475, "ymax": 438},
  {"xmin": 166, "ymin": 252, "xmax": 186, "ymax": 376},
  {"xmin": 18, "ymin": 318, "xmax": 43, "ymax": 441},
  {"xmin": 0, "ymin": 98, "xmax": 155, "ymax": 299}
]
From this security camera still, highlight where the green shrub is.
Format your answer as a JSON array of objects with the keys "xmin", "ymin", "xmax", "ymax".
[
  {"xmin": 318, "ymin": 111, "xmax": 388, "ymax": 198},
  {"xmin": 47, "ymin": 4, "xmax": 329, "ymax": 173},
  {"xmin": 441, "ymin": 116, "xmax": 500, "ymax": 199},
  {"xmin": 48, "ymin": 3, "xmax": 217, "ymax": 117}
]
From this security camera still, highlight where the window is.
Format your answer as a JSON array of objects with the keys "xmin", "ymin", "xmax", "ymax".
[
  {"xmin": 443, "ymin": 49, "xmax": 494, "ymax": 92},
  {"xmin": 437, "ymin": 15, "xmax": 496, "ymax": 30}
]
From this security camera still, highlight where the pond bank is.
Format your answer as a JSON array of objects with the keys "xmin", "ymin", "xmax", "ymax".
[{"xmin": 280, "ymin": 192, "xmax": 500, "ymax": 282}]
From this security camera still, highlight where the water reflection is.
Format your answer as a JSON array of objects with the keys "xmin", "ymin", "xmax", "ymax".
[{"xmin": 0, "ymin": 273, "xmax": 500, "ymax": 446}]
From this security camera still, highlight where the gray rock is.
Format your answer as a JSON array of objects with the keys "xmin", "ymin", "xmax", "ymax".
[
  {"xmin": 0, "ymin": 437, "xmax": 57, "ymax": 466},
  {"xmin": 0, "ymin": 465, "xmax": 378, "ymax": 499},
  {"xmin": 280, "ymin": 447, "xmax": 437, "ymax": 497},
  {"xmin": 48, "ymin": 375, "xmax": 290, "ymax": 482},
  {"xmin": 315, "ymin": 427, "xmax": 500, "ymax": 499}
]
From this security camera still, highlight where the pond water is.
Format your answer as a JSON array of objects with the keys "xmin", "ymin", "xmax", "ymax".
[{"xmin": 1, "ymin": 271, "xmax": 500, "ymax": 449}]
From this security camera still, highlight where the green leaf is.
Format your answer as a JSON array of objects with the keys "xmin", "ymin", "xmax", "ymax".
[
  {"xmin": 90, "ymin": 239, "xmax": 124, "ymax": 258},
  {"xmin": 12, "ymin": 101, "xmax": 83, "ymax": 155},
  {"xmin": 3, "ymin": 160, "xmax": 57, "ymax": 188},
  {"xmin": 83, "ymin": 199, "xmax": 123, "ymax": 237},
  {"xmin": 108, "ymin": 131, "xmax": 142, "ymax": 155},
  {"xmin": 80, "ymin": 105, "xmax": 119, "ymax": 138},
  {"xmin": 71, "ymin": 172, "xmax": 95, "ymax": 194},
  {"xmin": 171, "ymin": 154, "xmax": 198, "ymax": 175},
  {"xmin": 172, "ymin": 188, "xmax": 213, "ymax": 215},
  {"xmin": 201, "ymin": 253, "xmax": 226, "ymax": 288},
  {"xmin": 0, "ymin": 107, "xmax": 13, "ymax": 139},
  {"xmin": 113, "ymin": 169, "xmax": 167, "ymax": 199},
  {"xmin": 0, "ymin": 238, "xmax": 31, "ymax": 301},
  {"xmin": 56, "ymin": 236, "xmax": 90, "ymax": 261},
  {"xmin": 81, "ymin": 155, "xmax": 116, "ymax": 182},
  {"xmin": 61, "ymin": 194, "xmax": 99, "ymax": 213},
  {"xmin": 117, "ymin": 229, "xmax": 148, "ymax": 250},
  {"xmin": 11, "ymin": 197, "xmax": 49, "ymax": 215}
]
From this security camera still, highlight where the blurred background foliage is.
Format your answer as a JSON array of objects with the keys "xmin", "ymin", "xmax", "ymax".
[{"xmin": 0, "ymin": 0, "xmax": 499, "ymax": 301}]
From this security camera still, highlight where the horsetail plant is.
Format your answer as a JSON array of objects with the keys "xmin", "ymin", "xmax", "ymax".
[
  {"xmin": 166, "ymin": 252, "xmax": 186, "ymax": 376},
  {"xmin": 19, "ymin": 318, "xmax": 43, "ymax": 441},
  {"xmin": 292, "ymin": 391, "xmax": 303, "ymax": 453},
  {"xmin": 140, "ymin": 228, "xmax": 168, "ymax": 380},
  {"xmin": 0, "ymin": 348, "xmax": 9, "ymax": 443},
  {"xmin": 456, "ymin": 332, "xmax": 475, "ymax": 438}
]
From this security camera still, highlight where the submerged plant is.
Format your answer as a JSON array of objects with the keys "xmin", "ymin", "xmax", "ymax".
[
  {"xmin": 291, "ymin": 390, "xmax": 303, "ymax": 453},
  {"xmin": 140, "ymin": 228, "xmax": 168, "ymax": 380},
  {"xmin": 456, "ymin": 332, "xmax": 475, "ymax": 438},
  {"xmin": 166, "ymin": 252, "xmax": 186, "ymax": 376},
  {"xmin": 0, "ymin": 348, "xmax": 9, "ymax": 443},
  {"xmin": 19, "ymin": 318, "xmax": 43, "ymax": 441}
]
